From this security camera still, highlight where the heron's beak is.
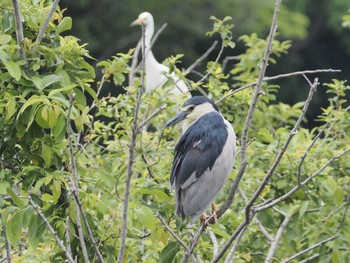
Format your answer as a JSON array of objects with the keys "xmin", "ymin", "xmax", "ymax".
[
  {"xmin": 165, "ymin": 111, "xmax": 188, "ymax": 128},
  {"xmin": 130, "ymin": 18, "xmax": 142, "ymax": 27}
]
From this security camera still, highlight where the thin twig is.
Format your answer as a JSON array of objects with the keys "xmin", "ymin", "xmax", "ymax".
[
  {"xmin": 208, "ymin": 231, "xmax": 218, "ymax": 259},
  {"xmin": 67, "ymin": 94, "xmax": 90, "ymax": 263},
  {"xmin": 298, "ymin": 254, "xmax": 320, "ymax": 263},
  {"xmin": 116, "ymin": 23, "xmax": 146, "ymax": 263},
  {"xmin": 156, "ymin": 213, "xmax": 188, "ymax": 251},
  {"xmin": 255, "ymin": 148, "xmax": 350, "ymax": 212},
  {"xmin": 238, "ymin": 187, "xmax": 274, "ymax": 242},
  {"xmin": 185, "ymin": 41, "xmax": 218, "ymax": 74},
  {"xmin": 3, "ymin": 224, "xmax": 12, "ymax": 263},
  {"xmin": 224, "ymin": 226, "xmax": 247, "ymax": 263},
  {"xmin": 216, "ymin": 69, "xmax": 340, "ymax": 104},
  {"xmin": 282, "ymin": 235, "xmax": 339, "ymax": 263},
  {"xmin": 222, "ymin": 55, "xmax": 240, "ymax": 72},
  {"xmin": 137, "ymin": 105, "xmax": 166, "ymax": 131},
  {"xmin": 28, "ymin": 195, "xmax": 75, "ymax": 263},
  {"xmin": 297, "ymin": 121, "xmax": 330, "ymax": 185},
  {"xmin": 265, "ymin": 213, "xmax": 293, "ymax": 263},
  {"xmin": 65, "ymin": 216, "xmax": 72, "ymax": 258},
  {"xmin": 36, "ymin": 0, "xmax": 61, "ymax": 43},
  {"xmin": 11, "ymin": 0, "xmax": 26, "ymax": 60}
]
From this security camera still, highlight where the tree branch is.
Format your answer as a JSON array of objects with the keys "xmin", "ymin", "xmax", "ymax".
[
  {"xmin": 265, "ymin": 213, "xmax": 293, "ymax": 263},
  {"xmin": 185, "ymin": 40, "xmax": 218, "ymax": 74},
  {"xmin": 156, "ymin": 213, "xmax": 188, "ymax": 251},
  {"xmin": 11, "ymin": 0, "xmax": 26, "ymax": 60},
  {"xmin": 116, "ymin": 23, "xmax": 146, "ymax": 263},
  {"xmin": 223, "ymin": 226, "xmax": 247, "ymax": 263},
  {"xmin": 216, "ymin": 69, "xmax": 340, "ymax": 104},
  {"xmin": 254, "ymin": 148, "xmax": 350, "ymax": 212},
  {"xmin": 2, "ymin": 224, "xmax": 12, "ymax": 263},
  {"xmin": 36, "ymin": 0, "xmax": 61, "ymax": 43},
  {"xmin": 28, "ymin": 195, "xmax": 75, "ymax": 263},
  {"xmin": 282, "ymin": 235, "xmax": 339, "ymax": 263}
]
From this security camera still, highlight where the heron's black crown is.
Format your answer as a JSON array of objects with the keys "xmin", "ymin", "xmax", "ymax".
[{"xmin": 182, "ymin": 96, "xmax": 219, "ymax": 112}]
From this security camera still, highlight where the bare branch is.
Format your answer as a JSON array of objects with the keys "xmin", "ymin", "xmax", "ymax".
[
  {"xmin": 36, "ymin": 0, "xmax": 61, "ymax": 43},
  {"xmin": 238, "ymin": 187, "xmax": 274, "ymax": 242},
  {"xmin": 208, "ymin": 231, "xmax": 218, "ymax": 259},
  {"xmin": 255, "ymin": 148, "xmax": 350, "ymax": 212},
  {"xmin": 2, "ymin": 224, "xmax": 12, "ymax": 263},
  {"xmin": 28, "ymin": 195, "xmax": 75, "ymax": 263},
  {"xmin": 137, "ymin": 105, "xmax": 167, "ymax": 131},
  {"xmin": 65, "ymin": 216, "xmax": 72, "ymax": 258},
  {"xmin": 245, "ymin": 77, "xmax": 319, "ymax": 217},
  {"xmin": 216, "ymin": 69, "xmax": 340, "ymax": 104},
  {"xmin": 212, "ymin": 1, "xmax": 283, "ymax": 260},
  {"xmin": 156, "ymin": 213, "xmax": 188, "ymax": 251},
  {"xmin": 185, "ymin": 41, "xmax": 218, "ymax": 74},
  {"xmin": 298, "ymin": 254, "xmax": 320, "ymax": 263},
  {"xmin": 11, "ymin": 0, "xmax": 26, "ymax": 60},
  {"xmin": 67, "ymin": 94, "xmax": 104, "ymax": 262},
  {"xmin": 223, "ymin": 226, "xmax": 247, "ymax": 263},
  {"xmin": 265, "ymin": 213, "xmax": 293, "ymax": 263},
  {"xmin": 67, "ymin": 94, "xmax": 90, "ymax": 263},
  {"xmin": 297, "ymin": 121, "xmax": 330, "ymax": 185},
  {"xmin": 282, "ymin": 235, "xmax": 339, "ymax": 263},
  {"xmin": 117, "ymin": 23, "xmax": 146, "ymax": 263}
]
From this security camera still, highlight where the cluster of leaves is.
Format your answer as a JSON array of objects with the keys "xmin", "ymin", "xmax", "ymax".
[{"xmin": 0, "ymin": 1, "xmax": 349, "ymax": 262}]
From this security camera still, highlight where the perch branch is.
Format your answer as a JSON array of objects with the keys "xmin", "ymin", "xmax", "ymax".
[
  {"xmin": 28, "ymin": 195, "xmax": 75, "ymax": 263},
  {"xmin": 36, "ymin": 0, "xmax": 61, "ymax": 43},
  {"xmin": 282, "ymin": 235, "xmax": 339, "ymax": 263}
]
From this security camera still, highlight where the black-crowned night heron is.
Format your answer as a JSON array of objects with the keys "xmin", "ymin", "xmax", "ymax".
[
  {"xmin": 165, "ymin": 96, "xmax": 236, "ymax": 224},
  {"xmin": 130, "ymin": 12, "xmax": 189, "ymax": 94}
]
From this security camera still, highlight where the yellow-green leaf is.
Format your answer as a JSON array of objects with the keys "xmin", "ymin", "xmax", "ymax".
[{"xmin": 3, "ymin": 60, "xmax": 21, "ymax": 81}]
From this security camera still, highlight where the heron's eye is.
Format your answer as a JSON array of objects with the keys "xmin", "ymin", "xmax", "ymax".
[{"xmin": 188, "ymin": 106, "xmax": 195, "ymax": 112}]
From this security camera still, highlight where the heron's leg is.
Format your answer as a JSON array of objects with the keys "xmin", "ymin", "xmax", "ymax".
[{"xmin": 211, "ymin": 203, "xmax": 218, "ymax": 222}]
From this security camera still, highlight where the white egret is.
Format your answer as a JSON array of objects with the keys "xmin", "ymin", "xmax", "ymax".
[{"xmin": 131, "ymin": 12, "xmax": 189, "ymax": 95}]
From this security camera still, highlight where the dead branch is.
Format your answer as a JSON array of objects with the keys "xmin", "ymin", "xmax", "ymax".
[
  {"xmin": 185, "ymin": 40, "xmax": 218, "ymax": 74},
  {"xmin": 282, "ymin": 235, "xmax": 339, "ymax": 263}
]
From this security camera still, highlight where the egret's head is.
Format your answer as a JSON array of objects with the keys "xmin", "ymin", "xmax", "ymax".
[
  {"xmin": 130, "ymin": 12, "xmax": 154, "ymax": 27},
  {"xmin": 165, "ymin": 96, "xmax": 219, "ymax": 129}
]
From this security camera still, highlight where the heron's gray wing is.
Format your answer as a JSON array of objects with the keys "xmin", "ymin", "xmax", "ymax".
[{"xmin": 170, "ymin": 111, "xmax": 228, "ymax": 189}]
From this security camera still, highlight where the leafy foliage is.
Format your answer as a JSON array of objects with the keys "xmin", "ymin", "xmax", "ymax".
[{"xmin": 0, "ymin": 1, "xmax": 349, "ymax": 262}]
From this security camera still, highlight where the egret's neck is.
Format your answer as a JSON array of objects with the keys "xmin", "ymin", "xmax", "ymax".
[{"xmin": 142, "ymin": 22, "xmax": 154, "ymax": 55}]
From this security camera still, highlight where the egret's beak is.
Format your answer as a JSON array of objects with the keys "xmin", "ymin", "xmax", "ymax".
[
  {"xmin": 165, "ymin": 111, "xmax": 188, "ymax": 128},
  {"xmin": 130, "ymin": 18, "xmax": 142, "ymax": 27}
]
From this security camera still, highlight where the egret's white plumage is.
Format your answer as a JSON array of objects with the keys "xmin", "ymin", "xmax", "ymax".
[{"xmin": 131, "ymin": 12, "xmax": 189, "ymax": 95}]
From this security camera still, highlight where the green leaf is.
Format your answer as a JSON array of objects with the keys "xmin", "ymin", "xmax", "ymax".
[
  {"xmin": 6, "ymin": 96, "xmax": 16, "ymax": 120},
  {"xmin": 159, "ymin": 242, "xmax": 180, "ymax": 263},
  {"xmin": 0, "ymin": 182, "xmax": 10, "ymax": 194},
  {"xmin": 134, "ymin": 206, "xmax": 156, "ymax": 230},
  {"xmin": 32, "ymin": 74, "xmax": 62, "ymax": 90},
  {"xmin": 56, "ymin": 17, "xmax": 72, "ymax": 34},
  {"xmin": 18, "ymin": 96, "xmax": 49, "ymax": 117},
  {"xmin": 0, "ymin": 34, "xmax": 12, "ymax": 44},
  {"xmin": 48, "ymin": 84, "xmax": 76, "ymax": 98},
  {"xmin": 3, "ymin": 60, "xmax": 21, "ymax": 81},
  {"xmin": 210, "ymin": 224, "xmax": 230, "ymax": 239},
  {"xmin": 6, "ymin": 211, "xmax": 24, "ymax": 243},
  {"xmin": 51, "ymin": 180, "xmax": 61, "ymax": 203},
  {"xmin": 52, "ymin": 114, "xmax": 67, "ymax": 141},
  {"xmin": 42, "ymin": 142, "xmax": 52, "ymax": 166},
  {"xmin": 6, "ymin": 188, "xmax": 25, "ymax": 209}
]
